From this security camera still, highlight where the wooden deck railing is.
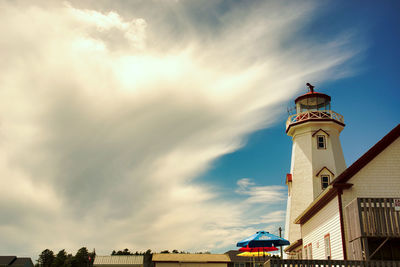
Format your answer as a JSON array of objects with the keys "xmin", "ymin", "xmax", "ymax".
[
  {"xmin": 346, "ymin": 198, "xmax": 400, "ymax": 240},
  {"xmin": 264, "ymin": 259, "xmax": 400, "ymax": 267},
  {"xmin": 286, "ymin": 110, "xmax": 344, "ymax": 129}
]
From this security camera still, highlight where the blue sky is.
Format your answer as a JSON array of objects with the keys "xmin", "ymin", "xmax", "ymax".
[{"xmin": 0, "ymin": 0, "xmax": 399, "ymax": 259}]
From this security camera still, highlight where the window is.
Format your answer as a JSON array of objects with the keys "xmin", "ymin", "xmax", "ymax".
[
  {"xmin": 303, "ymin": 244, "xmax": 312, "ymax": 259},
  {"xmin": 296, "ymin": 250, "xmax": 302, "ymax": 259},
  {"xmin": 324, "ymin": 234, "xmax": 331, "ymax": 259},
  {"xmin": 321, "ymin": 175, "xmax": 330, "ymax": 190},
  {"xmin": 307, "ymin": 244, "xmax": 313, "ymax": 259},
  {"xmin": 317, "ymin": 135, "xmax": 326, "ymax": 149}
]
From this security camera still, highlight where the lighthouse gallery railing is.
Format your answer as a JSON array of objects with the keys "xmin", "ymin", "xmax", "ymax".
[{"xmin": 286, "ymin": 110, "xmax": 344, "ymax": 129}]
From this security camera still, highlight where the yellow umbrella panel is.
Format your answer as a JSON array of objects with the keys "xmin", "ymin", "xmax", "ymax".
[{"xmin": 237, "ymin": 251, "xmax": 270, "ymax": 257}]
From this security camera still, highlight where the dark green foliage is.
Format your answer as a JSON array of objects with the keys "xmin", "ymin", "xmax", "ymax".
[
  {"xmin": 74, "ymin": 247, "xmax": 89, "ymax": 267},
  {"xmin": 143, "ymin": 249, "xmax": 153, "ymax": 267},
  {"xmin": 111, "ymin": 248, "xmax": 134, "ymax": 255},
  {"xmin": 53, "ymin": 249, "xmax": 67, "ymax": 267},
  {"xmin": 37, "ymin": 249, "xmax": 55, "ymax": 267},
  {"xmin": 37, "ymin": 248, "xmax": 96, "ymax": 267},
  {"xmin": 160, "ymin": 250, "xmax": 169, "ymax": 254}
]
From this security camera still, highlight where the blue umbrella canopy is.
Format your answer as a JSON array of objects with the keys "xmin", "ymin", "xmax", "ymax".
[{"xmin": 236, "ymin": 231, "xmax": 290, "ymax": 247}]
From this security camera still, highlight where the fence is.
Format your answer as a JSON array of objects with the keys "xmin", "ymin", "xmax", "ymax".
[{"xmin": 346, "ymin": 198, "xmax": 400, "ymax": 240}]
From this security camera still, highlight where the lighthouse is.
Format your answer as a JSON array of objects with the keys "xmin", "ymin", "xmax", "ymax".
[{"xmin": 284, "ymin": 84, "xmax": 347, "ymax": 246}]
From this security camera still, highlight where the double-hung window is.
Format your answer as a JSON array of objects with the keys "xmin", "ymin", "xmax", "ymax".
[
  {"xmin": 321, "ymin": 175, "xmax": 330, "ymax": 190},
  {"xmin": 317, "ymin": 135, "xmax": 326, "ymax": 149},
  {"xmin": 324, "ymin": 234, "xmax": 331, "ymax": 259}
]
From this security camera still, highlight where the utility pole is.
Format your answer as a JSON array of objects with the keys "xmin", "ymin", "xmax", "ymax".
[{"xmin": 279, "ymin": 227, "xmax": 283, "ymax": 259}]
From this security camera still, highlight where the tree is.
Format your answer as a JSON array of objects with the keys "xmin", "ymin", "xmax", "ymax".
[
  {"xmin": 75, "ymin": 247, "xmax": 89, "ymax": 267},
  {"xmin": 37, "ymin": 249, "xmax": 55, "ymax": 267},
  {"xmin": 172, "ymin": 250, "xmax": 179, "ymax": 254},
  {"xmin": 53, "ymin": 249, "xmax": 67, "ymax": 267},
  {"xmin": 143, "ymin": 249, "xmax": 153, "ymax": 267},
  {"xmin": 88, "ymin": 249, "xmax": 96, "ymax": 267},
  {"xmin": 64, "ymin": 254, "xmax": 75, "ymax": 267},
  {"xmin": 160, "ymin": 250, "xmax": 169, "ymax": 254},
  {"xmin": 111, "ymin": 248, "xmax": 133, "ymax": 255}
]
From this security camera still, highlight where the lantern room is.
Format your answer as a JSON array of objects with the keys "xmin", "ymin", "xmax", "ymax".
[
  {"xmin": 285, "ymin": 84, "xmax": 345, "ymax": 134},
  {"xmin": 295, "ymin": 92, "xmax": 331, "ymax": 114}
]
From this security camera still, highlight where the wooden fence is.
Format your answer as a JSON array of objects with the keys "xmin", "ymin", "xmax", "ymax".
[
  {"xmin": 264, "ymin": 259, "xmax": 400, "ymax": 267},
  {"xmin": 346, "ymin": 198, "xmax": 400, "ymax": 240}
]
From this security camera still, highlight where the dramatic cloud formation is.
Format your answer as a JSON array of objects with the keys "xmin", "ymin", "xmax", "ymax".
[{"xmin": 0, "ymin": 0, "xmax": 357, "ymax": 257}]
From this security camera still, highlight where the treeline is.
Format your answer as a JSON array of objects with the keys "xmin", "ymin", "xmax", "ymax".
[
  {"xmin": 111, "ymin": 248, "xmax": 152, "ymax": 255},
  {"xmin": 36, "ymin": 247, "xmax": 95, "ymax": 267},
  {"xmin": 111, "ymin": 248, "xmax": 210, "ymax": 255},
  {"xmin": 36, "ymin": 248, "xmax": 211, "ymax": 267}
]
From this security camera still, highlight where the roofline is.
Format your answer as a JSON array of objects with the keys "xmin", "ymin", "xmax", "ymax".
[
  {"xmin": 294, "ymin": 183, "xmax": 352, "ymax": 224},
  {"xmin": 332, "ymin": 123, "xmax": 400, "ymax": 185},
  {"xmin": 295, "ymin": 92, "xmax": 331, "ymax": 104},
  {"xmin": 284, "ymin": 239, "xmax": 302, "ymax": 252},
  {"xmin": 315, "ymin": 166, "xmax": 335, "ymax": 177},
  {"xmin": 312, "ymin": 128, "xmax": 330, "ymax": 137}
]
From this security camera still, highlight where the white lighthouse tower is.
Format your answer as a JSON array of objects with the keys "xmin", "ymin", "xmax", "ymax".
[{"xmin": 284, "ymin": 84, "xmax": 346, "ymax": 247}]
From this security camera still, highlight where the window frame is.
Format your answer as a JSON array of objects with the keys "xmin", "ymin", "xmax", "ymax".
[
  {"xmin": 317, "ymin": 135, "xmax": 326, "ymax": 149},
  {"xmin": 303, "ymin": 245, "xmax": 308, "ymax": 259},
  {"xmin": 324, "ymin": 233, "xmax": 331, "ymax": 259},
  {"xmin": 321, "ymin": 175, "xmax": 330, "ymax": 190},
  {"xmin": 307, "ymin": 243, "xmax": 313, "ymax": 259}
]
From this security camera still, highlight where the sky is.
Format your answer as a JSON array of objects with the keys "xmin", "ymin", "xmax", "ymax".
[{"xmin": 0, "ymin": 0, "xmax": 399, "ymax": 260}]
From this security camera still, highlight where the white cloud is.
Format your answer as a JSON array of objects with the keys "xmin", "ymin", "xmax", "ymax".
[
  {"xmin": 0, "ymin": 0, "xmax": 358, "ymax": 258},
  {"xmin": 236, "ymin": 179, "xmax": 286, "ymax": 204}
]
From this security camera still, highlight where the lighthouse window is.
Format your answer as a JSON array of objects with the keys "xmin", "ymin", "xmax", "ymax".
[
  {"xmin": 317, "ymin": 135, "xmax": 326, "ymax": 149},
  {"xmin": 321, "ymin": 175, "xmax": 330, "ymax": 190}
]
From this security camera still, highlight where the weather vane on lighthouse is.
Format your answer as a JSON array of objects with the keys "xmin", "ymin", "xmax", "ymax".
[{"xmin": 306, "ymin": 83, "xmax": 315, "ymax": 93}]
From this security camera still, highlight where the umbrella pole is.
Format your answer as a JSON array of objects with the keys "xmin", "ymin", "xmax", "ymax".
[{"xmin": 279, "ymin": 227, "xmax": 283, "ymax": 259}]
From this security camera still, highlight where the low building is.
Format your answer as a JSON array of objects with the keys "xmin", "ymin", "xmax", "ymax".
[
  {"xmin": 152, "ymin": 253, "xmax": 230, "ymax": 267},
  {"xmin": 94, "ymin": 255, "xmax": 144, "ymax": 267},
  {"xmin": 0, "ymin": 256, "xmax": 34, "ymax": 267}
]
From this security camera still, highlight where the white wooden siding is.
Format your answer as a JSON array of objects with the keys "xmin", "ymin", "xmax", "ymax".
[
  {"xmin": 302, "ymin": 196, "xmax": 343, "ymax": 260},
  {"xmin": 342, "ymin": 136, "xmax": 400, "ymax": 258}
]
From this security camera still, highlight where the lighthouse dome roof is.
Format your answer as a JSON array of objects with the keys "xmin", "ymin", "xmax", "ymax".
[{"xmin": 295, "ymin": 91, "xmax": 331, "ymax": 104}]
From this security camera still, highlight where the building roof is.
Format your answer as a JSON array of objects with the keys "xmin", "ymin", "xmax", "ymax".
[
  {"xmin": 152, "ymin": 254, "xmax": 230, "ymax": 263},
  {"xmin": 294, "ymin": 123, "xmax": 400, "ymax": 225},
  {"xmin": 283, "ymin": 239, "xmax": 302, "ymax": 253},
  {"xmin": 294, "ymin": 92, "xmax": 331, "ymax": 104},
  {"xmin": 10, "ymin": 258, "xmax": 34, "ymax": 267},
  {"xmin": 331, "ymin": 123, "xmax": 400, "ymax": 185},
  {"xmin": 94, "ymin": 255, "xmax": 144, "ymax": 265},
  {"xmin": 0, "ymin": 256, "xmax": 16, "ymax": 266}
]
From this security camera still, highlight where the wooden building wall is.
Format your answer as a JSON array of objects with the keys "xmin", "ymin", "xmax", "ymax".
[
  {"xmin": 341, "ymin": 137, "xmax": 400, "ymax": 259},
  {"xmin": 301, "ymin": 196, "xmax": 343, "ymax": 260}
]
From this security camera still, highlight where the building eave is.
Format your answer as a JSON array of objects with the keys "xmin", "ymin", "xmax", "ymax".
[
  {"xmin": 331, "ymin": 123, "xmax": 400, "ymax": 185},
  {"xmin": 284, "ymin": 239, "xmax": 302, "ymax": 253},
  {"xmin": 293, "ymin": 183, "xmax": 352, "ymax": 225}
]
